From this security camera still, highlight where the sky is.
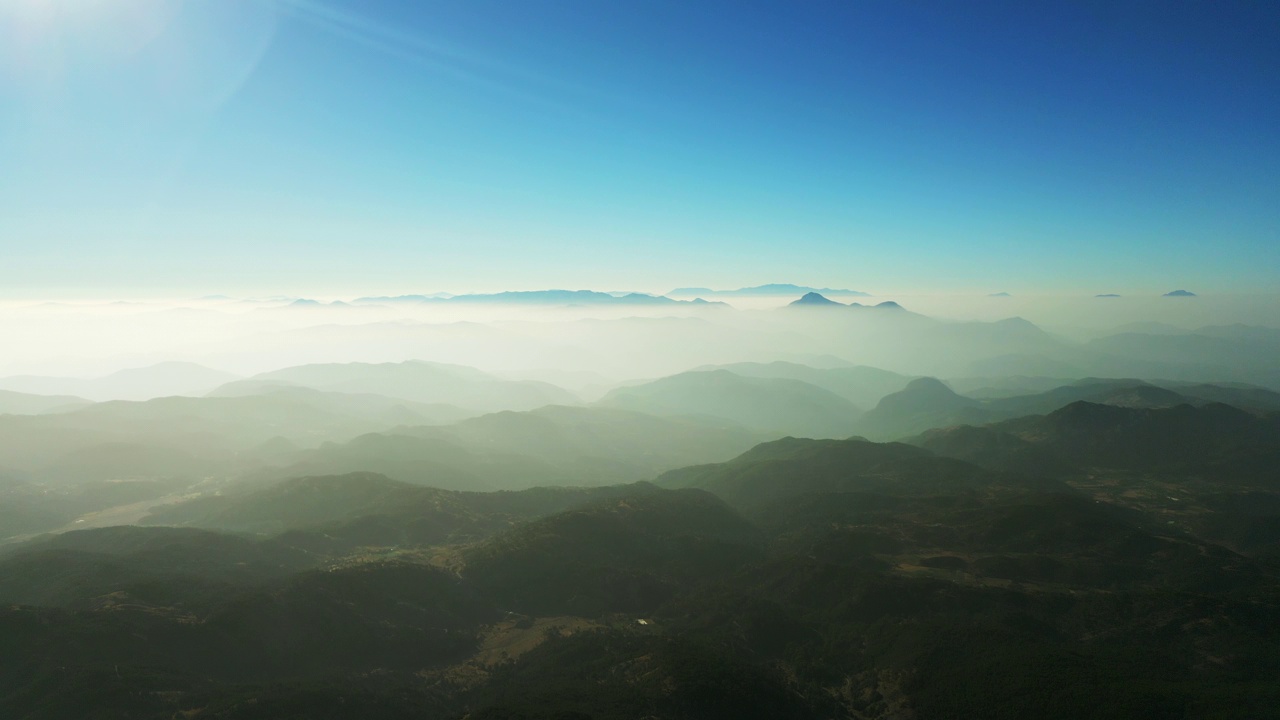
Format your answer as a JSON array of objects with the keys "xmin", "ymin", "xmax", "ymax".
[{"xmin": 1, "ymin": 0, "xmax": 1277, "ymax": 298}]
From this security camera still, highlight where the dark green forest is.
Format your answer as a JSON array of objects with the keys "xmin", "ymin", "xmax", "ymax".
[{"xmin": 2, "ymin": 389, "xmax": 1278, "ymax": 719}]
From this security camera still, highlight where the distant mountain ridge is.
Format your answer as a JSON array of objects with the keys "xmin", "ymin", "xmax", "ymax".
[
  {"xmin": 597, "ymin": 369, "xmax": 863, "ymax": 438},
  {"xmin": 669, "ymin": 283, "xmax": 870, "ymax": 297},
  {"xmin": 788, "ymin": 292, "xmax": 903, "ymax": 309},
  {"xmin": 0, "ymin": 362, "xmax": 239, "ymax": 402},
  {"xmin": 235, "ymin": 360, "xmax": 577, "ymax": 413},
  {"xmin": 349, "ymin": 290, "xmax": 718, "ymax": 306},
  {"xmin": 0, "ymin": 390, "xmax": 92, "ymax": 416}
]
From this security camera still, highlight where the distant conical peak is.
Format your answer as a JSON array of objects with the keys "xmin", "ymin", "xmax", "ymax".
[
  {"xmin": 790, "ymin": 292, "xmax": 842, "ymax": 306},
  {"xmin": 903, "ymin": 376, "xmax": 957, "ymax": 395}
]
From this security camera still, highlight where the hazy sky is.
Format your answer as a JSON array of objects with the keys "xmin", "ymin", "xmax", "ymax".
[{"xmin": 2, "ymin": 0, "xmax": 1277, "ymax": 298}]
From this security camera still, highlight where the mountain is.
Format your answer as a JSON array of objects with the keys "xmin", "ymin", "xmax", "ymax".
[
  {"xmin": 669, "ymin": 283, "xmax": 871, "ymax": 297},
  {"xmin": 657, "ymin": 436, "xmax": 994, "ymax": 511},
  {"xmin": 403, "ymin": 405, "xmax": 765, "ymax": 478},
  {"xmin": 856, "ymin": 377, "xmax": 984, "ymax": 440},
  {"xmin": 447, "ymin": 290, "xmax": 689, "ymax": 305},
  {"xmin": 245, "ymin": 405, "xmax": 766, "ymax": 491},
  {"xmin": 1161, "ymin": 381, "xmax": 1280, "ymax": 411},
  {"xmin": 0, "ymin": 477, "xmax": 189, "ymax": 543},
  {"xmin": 597, "ymin": 369, "xmax": 863, "ymax": 438},
  {"xmin": 858, "ymin": 376, "xmax": 1269, "ymax": 441},
  {"xmin": 982, "ymin": 378, "xmax": 1189, "ymax": 417},
  {"xmin": 333, "ymin": 290, "xmax": 717, "ymax": 306},
  {"xmin": 463, "ymin": 486, "xmax": 762, "ymax": 616},
  {"xmin": 143, "ymin": 472, "xmax": 649, "ymax": 548},
  {"xmin": 3, "ymin": 427, "xmax": 1278, "ymax": 719},
  {"xmin": 353, "ymin": 292, "xmax": 454, "ymax": 302},
  {"xmin": 918, "ymin": 400, "xmax": 1280, "ymax": 477},
  {"xmin": 0, "ymin": 388, "xmax": 475, "ymax": 486},
  {"xmin": 0, "ymin": 362, "xmax": 240, "ymax": 402},
  {"xmin": 236, "ymin": 360, "xmax": 578, "ymax": 412},
  {"xmin": 789, "ymin": 291, "xmax": 843, "ymax": 306},
  {"xmin": 0, "ymin": 525, "xmax": 316, "ymax": 609},
  {"xmin": 1164, "ymin": 289, "xmax": 1197, "ymax": 297},
  {"xmin": 0, "ymin": 389, "xmax": 92, "ymax": 415},
  {"xmin": 694, "ymin": 361, "xmax": 913, "ymax": 407}
]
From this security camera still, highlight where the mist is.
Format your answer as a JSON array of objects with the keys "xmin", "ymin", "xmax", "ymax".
[{"xmin": 5, "ymin": 0, "xmax": 1280, "ymax": 715}]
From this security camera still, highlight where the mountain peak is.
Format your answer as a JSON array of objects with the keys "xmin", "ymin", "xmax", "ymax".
[
  {"xmin": 901, "ymin": 376, "xmax": 959, "ymax": 396},
  {"xmin": 790, "ymin": 292, "xmax": 842, "ymax": 306},
  {"xmin": 1164, "ymin": 289, "xmax": 1197, "ymax": 297}
]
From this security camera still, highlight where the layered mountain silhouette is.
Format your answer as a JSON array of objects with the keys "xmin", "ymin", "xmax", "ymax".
[
  {"xmin": 856, "ymin": 377, "xmax": 984, "ymax": 440},
  {"xmin": 693, "ymin": 361, "xmax": 913, "ymax": 408},
  {"xmin": 597, "ymin": 369, "xmax": 862, "ymax": 437},
  {"xmin": 657, "ymin": 436, "xmax": 994, "ymax": 511},
  {"xmin": 350, "ymin": 290, "xmax": 716, "ymax": 306},
  {"xmin": 787, "ymin": 292, "xmax": 904, "ymax": 309},
  {"xmin": 0, "ymin": 362, "xmax": 239, "ymax": 402},
  {"xmin": 857, "ymin": 375, "xmax": 1280, "ymax": 441},
  {"xmin": 669, "ymin": 283, "xmax": 870, "ymax": 297},
  {"xmin": 229, "ymin": 360, "xmax": 577, "ymax": 413},
  {"xmin": 238, "ymin": 406, "xmax": 763, "ymax": 491},
  {"xmin": 916, "ymin": 400, "xmax": 1280, "ymax": 476},
  {"xmin": 0, "ymin": 389, "xmax": 91, "ymax": 415}
]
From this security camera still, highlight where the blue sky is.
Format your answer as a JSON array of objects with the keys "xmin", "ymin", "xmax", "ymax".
[{"xmin": 1, "ymin": 0, "xmax": 1277, "ymax": 297}]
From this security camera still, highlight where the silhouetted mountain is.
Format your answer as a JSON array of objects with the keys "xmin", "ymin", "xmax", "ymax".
[
  {"xmin": 240, "ymin": 360, "xmax": 577, "ymax": 412},
  {"xmin": 788, "ymin": 291, "xmax": 842, "ymax": 306},
  {"xmin": 860, "ymin": 376, "xmax": 1267, "ymax": 441},
  {"xmin": 695, "ymin": 361, "xmax": 913, "ymax": 407},
  {"xmin": 244, "ymin": 405, "xmax": 765, "ymax": 491},
  {"xmin": 404, "ymin": 405, "xmax": 765, "ymax": 479},
  {"xmin": 449, "ymin": 290, "xmax": 690, "ymax": 305},
  {"xmin": 657, "ymin": 436, "xmax": 992, "ymax": 511},
  {"xmin": 857, "ymin": 377, "xmax": 983, "ymax": 440},
  {"xmin": 910, "ymin": 424, "xmax": 1071, "ymax": 475},
  {"xmin": 2, "ymin": 423, "xmax": 1277, "ymax": 719},
  {"xmin": 353, "ymin": 292, "xmax": 453, "ymax": 302},
  {"xmin": 0, "ymin": 389, "xmax": 477, "ymax": 486},
  {"xmin": 1164, "ymin": 289, "xmax": 1197, "ymax": 297},
  {"xmin": 0, "ymin": 389, "xmax": 91, "ymax": 415},
  {"xmin": 920, "ymin": 401, "xmax": 1280, "ymax": 478},
  {"xmin": 1163, "ymin": 381, "xmax": 1280, "ymax": 411},
  {"xmin": 144, "ymin": 472, "xmax": 648, "ymax": 548},
  {"xmin": 598, "ymin": 369, "xmax": 862, "ymax": 437},
  {"xmin": 0, "ymin": 362, "xmax": 239, "ymax": 402},
  {"xmin": 948, "ymin": 375, "xmax": 1076, "ymax": 398},
  {"xmin": 347, "ymin": 290, "xmax": 712, "ymax": 305},
  {"xmin": 669, "ymin": 283, "xmax": 870, "ymax": 297}
]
